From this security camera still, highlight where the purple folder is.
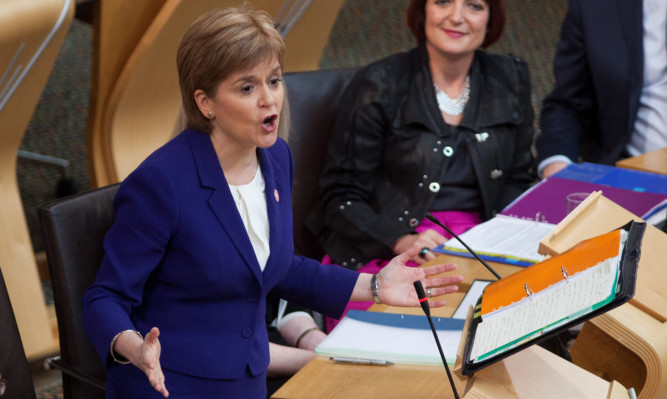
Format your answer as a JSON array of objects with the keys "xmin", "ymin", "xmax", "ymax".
[{"xmin": 500, "ymin": 177, "xmax": 667, "ymax": 225}]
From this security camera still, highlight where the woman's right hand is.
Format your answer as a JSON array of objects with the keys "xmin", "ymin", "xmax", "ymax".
[
  {"xmin": 392, "ymin": 229, "xmax": 447, "ymax": 264},
  {"xmin": 542, "ymin": 161, "xmax": 568, "ymax": 178},
  {"xmin": 114, "ymin": 327, "xmax": 169, "ymax": 397}
]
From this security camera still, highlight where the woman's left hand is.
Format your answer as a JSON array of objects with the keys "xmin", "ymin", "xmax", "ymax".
[{"xmin": 351, "ymin": 245, "xmax": 463, "ymax": 307}]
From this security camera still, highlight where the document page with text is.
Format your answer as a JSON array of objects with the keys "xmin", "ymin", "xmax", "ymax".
[
  {"xmin": 469, "ymin": 246, "xmax": 622, "ymax": 362},
  {"xmin": 435, "ymin": 215, "xmax": 555, "ymax": 264}
]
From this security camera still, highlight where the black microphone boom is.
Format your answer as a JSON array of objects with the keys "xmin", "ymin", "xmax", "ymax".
[
  {"xmin": 425, "ymin": 213, "xmax": 501, "ymax": 280},
  {"xmin": 413, "ymin": 281, "xmax": 460, "ymax": 399}
]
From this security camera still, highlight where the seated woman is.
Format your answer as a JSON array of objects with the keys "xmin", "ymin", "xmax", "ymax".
[
  {"xmin": 81, "ymin": 5, "xmax": 463, "ymax": 398},
  {"xmin": 308, "ymin": 0, "xmax": 535, "ymax": 330}
]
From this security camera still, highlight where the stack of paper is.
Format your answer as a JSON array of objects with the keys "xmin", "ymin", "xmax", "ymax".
[
  {"xmin": 315, "ymin": 310, "xmax": 464, "ymax": 365},
  {"xmin": 433, "ymin": 215, "xmax": 555, "ymax": 267}
]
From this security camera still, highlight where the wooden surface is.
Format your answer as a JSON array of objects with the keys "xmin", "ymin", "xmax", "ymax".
[
  {"xmin": 615, "ymin": 147, "xmax": 667, "ymax": 175},
  {"xmin": 278, "ymin": 0, "xmax": 345, "ymax": 72},
  {"xmin": 570, "ymin": 295, "xmax": 667, "ymax": 399},
  {"xmin": 275, "ymin": 347, "xmax": 627, "ymax": 399},
  {"xmin": 464, "ymin": 345, "xmax": 624, "ymax": 399},
  {"xmin": 274, "ymin": 355, "xmax": 465, "ymax": 399},
  {"xmin": 273, "ymin": 255, "xmax": 628, "ymax": 398},
  {"xmin": 540, "ymin": 194, "xmax": 667, "ymax": 398},
  {"xmin": 87, "ymin": 0, "xmax": 345, "ymax": 187},
  {"xmin": 86, "ymin": 0, "xmax": 166, "ymax": 187},
  {"xmin": 0, "ymin": 0, "xmax": 74, "ymax": 360}
]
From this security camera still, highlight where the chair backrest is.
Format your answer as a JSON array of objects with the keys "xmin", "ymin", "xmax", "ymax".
[
  {"xmin": 0, "ymin": 269, "xmax": 36, "ymax": 399},
  {"xmin": 284, "ymin": 67, "xmax": 359, "ymax": 260},
  {"xmin": 38, "ymin": 184, "xmax": 121, "ymax": 399}
]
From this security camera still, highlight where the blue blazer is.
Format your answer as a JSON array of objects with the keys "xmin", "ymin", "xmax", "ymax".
[
  {"xmin": 537, "ymin": 0, "xmax": 644, "ymax": 165},
  {"xmin": 82, "ymin": 129, "xmax": 358, "ymax": 380}
]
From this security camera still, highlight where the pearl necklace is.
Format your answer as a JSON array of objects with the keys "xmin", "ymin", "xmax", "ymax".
[{"xmin": 433, "ymin": 75, "xmax": 470, "ymax": 116}]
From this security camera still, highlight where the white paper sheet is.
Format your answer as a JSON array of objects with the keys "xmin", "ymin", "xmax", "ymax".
[
  {"xmin": 316, "ymin": 312, "xmax": 464, "ymax": 365},
  {"xmin": 452, "ymin": 280, "xmax": 492, "ymax": 319},
  {"xmin": 439, "ymin": 215, "xmax": 555, "ymax": 263}
]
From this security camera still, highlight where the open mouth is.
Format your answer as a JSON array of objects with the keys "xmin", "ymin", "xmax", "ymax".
[{"xmin": 262, "ymin": 114, "xmax": 278, "ymax": 131}]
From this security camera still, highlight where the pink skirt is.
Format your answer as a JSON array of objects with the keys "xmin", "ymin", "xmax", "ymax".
[{"xmin": 322, "ymin": 210, "xmax": 481, "ymax": 332}]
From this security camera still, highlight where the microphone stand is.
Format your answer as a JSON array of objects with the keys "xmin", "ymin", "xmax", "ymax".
[
  {"xmin": 413, "ymin": 280, "xmax": 460, "ymax": 399},
  {"xmin": 425, "ymin": 213, "xmax": 501, "ymax": 280}
]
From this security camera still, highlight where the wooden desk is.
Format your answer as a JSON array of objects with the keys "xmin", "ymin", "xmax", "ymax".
[
  {"xmin": 273, "ymin": 255, "xmax": 629, "ymax": 398},
  {"xmin": 615, "ymin": 147, "xmax": 667, "ymax": 175},
  {"xmin": 274, "ymin": 346, "xmax": 626, "ymax": 399}
]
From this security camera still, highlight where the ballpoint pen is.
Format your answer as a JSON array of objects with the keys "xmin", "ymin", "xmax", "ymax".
[{"xmin": 329, "ymin": 357, "xmax": 394, "ymax": 366}]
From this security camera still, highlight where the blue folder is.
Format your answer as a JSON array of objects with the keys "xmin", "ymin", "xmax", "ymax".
[
  {"xmin": 346, "ymin": 309, "xmax": 465, "ymax": 330},
  {"xmin": 554, "ymin": 162, "xmax": 667, "ymax": 195}
]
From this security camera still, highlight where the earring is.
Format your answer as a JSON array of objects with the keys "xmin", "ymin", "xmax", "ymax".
[{"xmin": 207, "ymin": 111, "xmax": 214, "ymax": 118}]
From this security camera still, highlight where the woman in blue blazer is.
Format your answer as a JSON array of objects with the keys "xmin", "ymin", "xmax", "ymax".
[{"xmin": 81, "ymin": 6, "xmax": 463, "ymax": 398}]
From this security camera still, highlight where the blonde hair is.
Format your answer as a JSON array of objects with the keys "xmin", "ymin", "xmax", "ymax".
[{"xmin": 177, "ymin": 5, "xmax": 286, "ymax": 134}]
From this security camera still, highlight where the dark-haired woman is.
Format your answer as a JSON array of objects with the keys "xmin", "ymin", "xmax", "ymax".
[{"xmin": 309, "ymin": 0, "xmax": 535, "ymax": 331}]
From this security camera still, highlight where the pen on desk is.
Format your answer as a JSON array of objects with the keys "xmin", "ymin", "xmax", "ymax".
[
  {"xmin": 628, "ymin": 388, "xmax": 637, "ymax": 399},
  {"xmin": 329, "ymin": 357, "xmax": 393, "ymax": 366}
]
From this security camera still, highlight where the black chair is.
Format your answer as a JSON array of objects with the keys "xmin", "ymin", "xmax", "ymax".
[
  {"xmin": 0, "ymin": 267, "xmax": 36, "ymax": 399},
  {"xmin": 284, "ymin": 67, "xmax": 359, "ymax": 260},
  {"xmin": 38, "ymin": 184, "xmax": 120, "ymax": 399}
]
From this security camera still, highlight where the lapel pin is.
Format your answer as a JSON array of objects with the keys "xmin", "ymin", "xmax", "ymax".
[
  {"xmin": 475, "ymin": 132, "xmax": 489, "ymax": 142},
  {"xmin": 274, "ymin": 189, "xmax": 280, "ymax": 202},
  {"xmin": 489, "ymin": 169, "xmax": 503, "ymax": 179}
]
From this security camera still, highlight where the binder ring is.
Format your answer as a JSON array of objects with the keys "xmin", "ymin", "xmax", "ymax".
[
  {"xmin": 561, "ymin": 266, "xmax": 570, "ymax": 280},
  {"xmin": 524, "ymin": 283, "xmax": 534, "ymax": 297}
]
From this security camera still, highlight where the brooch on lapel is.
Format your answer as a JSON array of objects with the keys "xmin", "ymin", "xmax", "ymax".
[
  {"xmin": 475, "ymin": 132, "xmax": 489, "ymax": 142},
  {"xmin": 274, "ymin": 189, "xmax": 280, "ymax": 202}
]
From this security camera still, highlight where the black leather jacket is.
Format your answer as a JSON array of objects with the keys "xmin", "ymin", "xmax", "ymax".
[{"xmin": 308, "ymin": 45, "xmax": 535, "ymax": 268}]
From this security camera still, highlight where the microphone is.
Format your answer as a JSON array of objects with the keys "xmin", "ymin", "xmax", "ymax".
[
  {"xmin": 425, "ymin": 213, "xmax": 501, "ymax": 280},
  {"xmin": 413, "ymin": 280, "xmax": 460, "ymax": 399}
]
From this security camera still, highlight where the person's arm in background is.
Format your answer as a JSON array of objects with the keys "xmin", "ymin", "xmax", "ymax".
[
  {"xmin": 537, "ymin": 0, "xmax": 597, "ymax": 178},
  {"xmin": 276, "ymin": 311, "xmax": 326, "ymax": 350},
  {"xmin": 267, "ymin": 311, "xmax": 326, "ymax": 377},
  {"xmin": 267, "ymin": 343, "xmax": 318, "ymax": 377},
  {"xmin": 265, "ymin": 297, "xmax": 326, "ymax": 377},
  {"xmin": 539, "ymin": 157, "xmax": 571, "ymax": 178}
]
